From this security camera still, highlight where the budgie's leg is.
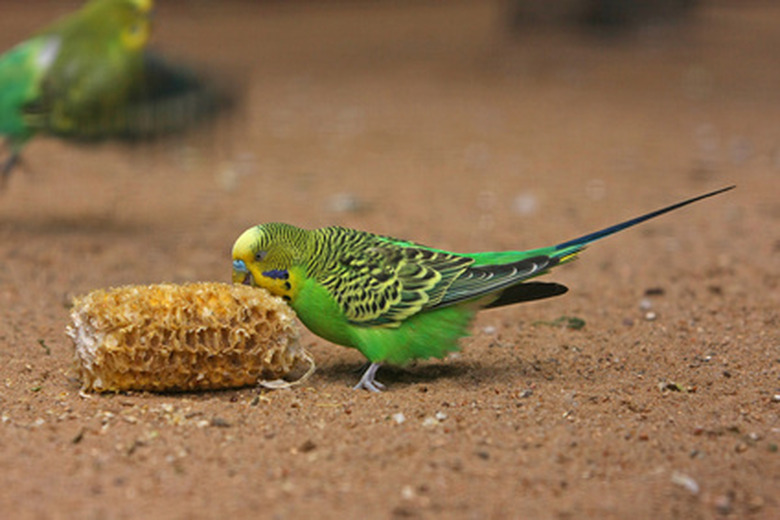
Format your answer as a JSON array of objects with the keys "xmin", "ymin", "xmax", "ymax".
[
  {"xmin": 1, "ymin": 139, "xmax": 22, "ymax": 189},
  {"xmin": 353, "ymin": 362, "xmax": 385, "ymax": 392},
  {"xmin": 1, "ymin": 153, "xmax": 19, "ymax": 189}
]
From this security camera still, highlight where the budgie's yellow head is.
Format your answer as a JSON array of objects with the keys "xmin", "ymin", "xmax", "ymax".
[{"xmin": 232, "ymin": 224, "xmax": 307, "ymax": 301}]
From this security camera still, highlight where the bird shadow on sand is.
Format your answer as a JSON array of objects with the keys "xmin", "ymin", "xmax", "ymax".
[
  {"xmin": 0, "ymin": 211, "xmax": 152, "ymax": 238},
  {"xmin": 315, "ymin": 356, "xmax": 552, "ymax": 391}
]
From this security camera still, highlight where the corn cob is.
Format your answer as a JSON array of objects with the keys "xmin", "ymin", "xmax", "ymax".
[{"xmin": 67, "ymin": 282, "xmax": 313, "ymax": 392}]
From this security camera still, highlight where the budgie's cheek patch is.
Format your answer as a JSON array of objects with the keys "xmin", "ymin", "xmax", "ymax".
[
  {"xmin": 263, "ymin": 270, "xmax": 293, "ymax": 292},
  {"xmin": 262, "ymin": 269, "xmax": 290, "ymax": 281},
  {"xmin": 257, "ymin": 269, "xmax": 295, "ymax": 302}
]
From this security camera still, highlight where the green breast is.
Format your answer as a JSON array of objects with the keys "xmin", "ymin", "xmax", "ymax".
[{"xmin": 292, "ymin": 276, "xmax": 361, "ymax": 349}]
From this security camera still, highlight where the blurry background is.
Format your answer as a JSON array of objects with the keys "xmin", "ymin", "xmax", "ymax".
[
  {"xmin": 0, "ymin": 2, "xmax": 778, "ymax": 518},
  {"xmin": 0, "ymin": 0, "xmax": 775, "ymax": 309}
]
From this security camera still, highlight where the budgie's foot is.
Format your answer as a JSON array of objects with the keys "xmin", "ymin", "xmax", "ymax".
[{"xmin": 353, "ymin": 362, "xmax": 385, "ymax": 392}]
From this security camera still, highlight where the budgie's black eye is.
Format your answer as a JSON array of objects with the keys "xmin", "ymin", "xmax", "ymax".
[{"xmin": 255, "ymin": 251, "xmax": 267, "ymax": 262}]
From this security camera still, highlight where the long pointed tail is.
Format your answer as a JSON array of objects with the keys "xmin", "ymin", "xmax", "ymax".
[{"xmin": 552, "ymin": 185, "xmax": 735, "ymax": 260}]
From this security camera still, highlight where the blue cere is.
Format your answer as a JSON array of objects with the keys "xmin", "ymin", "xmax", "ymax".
[{"xmin": 233, "ymin": 259, "xmax": 248, "ymax": 272}]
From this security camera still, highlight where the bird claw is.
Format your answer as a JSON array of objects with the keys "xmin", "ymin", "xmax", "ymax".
[
  {"xmin": 353, "ymin": 379, "xmax": 385, "ymax": 392},
  {"xmin": 353, "ymin": 362, "xmax": 385, "ymax": 392}
]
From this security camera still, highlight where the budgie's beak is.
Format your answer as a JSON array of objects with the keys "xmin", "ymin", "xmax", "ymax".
[{"xmin": 232, "ymin": 259, "xmax": 253, "ymax": 285}]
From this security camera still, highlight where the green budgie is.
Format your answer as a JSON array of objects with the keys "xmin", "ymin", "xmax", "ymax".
[
  {"xmin": 0, "ymin": 0, "xmax": 230, "ymax": 185},
  {"xmin": 232, "ymin": 186, "xmax": 734, "ymax": 391}
]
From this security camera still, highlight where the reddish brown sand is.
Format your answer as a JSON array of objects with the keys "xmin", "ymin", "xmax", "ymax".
[{"xmin": 0, "ymin": 2, "xmax": 777, "ymax": 519}]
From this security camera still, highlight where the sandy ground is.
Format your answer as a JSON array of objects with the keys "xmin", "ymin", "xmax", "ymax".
[{"xmin": 0, "ymin": 1, "xmax": 778, "ymax": 519}]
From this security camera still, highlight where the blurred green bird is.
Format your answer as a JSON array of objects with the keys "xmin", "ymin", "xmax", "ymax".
[
  {"xmin": 0, "ymin": 0, "xmax": 231, "ymax": 186},
  {"xmin": 232, "ymin": 186, "xmax": 734, "ymax": 392}
]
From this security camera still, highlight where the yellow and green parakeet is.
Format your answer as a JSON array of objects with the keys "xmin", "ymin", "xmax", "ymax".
[
  {"xmin": 0, "ymin": 0, "xmax": 230, "ymax": 185},
  {"xmin": 232, "ymin": 186, "xmax": 734, "ymax": 391}
]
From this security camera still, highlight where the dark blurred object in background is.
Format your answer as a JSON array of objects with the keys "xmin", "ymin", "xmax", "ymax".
[{"xmin": 507, "ymin": 0, "xmax": 699, "ymax": 35}]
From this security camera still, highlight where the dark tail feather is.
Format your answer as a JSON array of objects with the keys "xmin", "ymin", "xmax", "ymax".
[
  {"xmin": 484, "ymin": 282, "xmax": 569, "ymax": 308},
  {"xmin": 554, "ymin": 185, "xmax": 735, "ymax": 254},
  {"xmin": 119, "ymin": 50, "xmax": 240, "ymax": 139}
]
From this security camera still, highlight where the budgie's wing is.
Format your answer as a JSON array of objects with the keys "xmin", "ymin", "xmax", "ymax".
[
  {"xmin": 25, "ymin": 43, "xmax": 230, "ymax": 139},
  {"xmin": 320, "ymin": 244, "xmax": 474, "ymax": 327},
  {"xmin": 432, "ymin": 255, "xmax": 562, "ymax": 309},
  {"xmin": 21, "ymin": 24, "xmax": 142, "ymax": 137}
]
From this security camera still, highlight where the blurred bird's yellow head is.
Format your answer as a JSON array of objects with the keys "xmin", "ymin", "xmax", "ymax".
[
  {"xmin": 132, "ymin": 0, "xmax": 153, "ymax": 11},
  {"xmin": 81, "ymin": 0, "xmax": 154, "ymax": 50},
  {"xmin": 85, "ymin": 0, "xmax": 153, "ymax": 13},
  {"xmin": 232, "ymin": 224, "xmax": 307, "ymax": 301}
]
